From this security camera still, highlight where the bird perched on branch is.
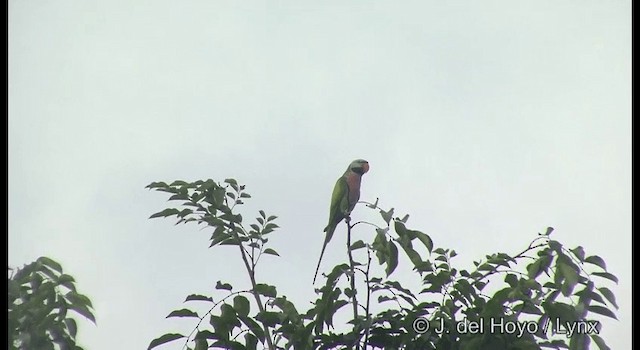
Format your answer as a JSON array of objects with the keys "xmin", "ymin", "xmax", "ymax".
[{"xmin": 313, "ymin": 159, "xmax": 370, "ymax": 284}]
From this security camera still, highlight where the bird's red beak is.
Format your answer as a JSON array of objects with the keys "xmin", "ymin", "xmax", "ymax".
[{"xmin": 362, "ymin": 162, "xmax": 370, "ymax": 174}]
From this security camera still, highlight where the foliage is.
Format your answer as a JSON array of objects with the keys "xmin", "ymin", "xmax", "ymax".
[
  {"xmin": 8, "ymin": 256, "xmax": 96, "ymax": 350},
  {"xmin": 146, "ymin": 179, "xmax": 618, "ymax": 350}
]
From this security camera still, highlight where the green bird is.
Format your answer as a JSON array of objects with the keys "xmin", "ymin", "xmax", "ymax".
[{"xmin": 313, "ymin": 159, "xmax": 370, "ymax": 284}]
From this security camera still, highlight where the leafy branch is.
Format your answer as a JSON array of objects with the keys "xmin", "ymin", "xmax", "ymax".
[
  {"xmin": 8, "ymin": 257, "xmax": 96, "ymax": 350},
  {"xmin": 147, "ymin": 180, "xmax": 618, "ymax": 350}
]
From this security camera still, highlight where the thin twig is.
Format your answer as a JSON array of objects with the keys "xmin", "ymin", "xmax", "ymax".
[
  {"xmin": 346, "ymin": 218, "xmax": 360, "ymax": 350},
  {"xmin": 363, "ymin": 248, "xmax": 373, "ymax": 349},
  {"xmin": 471, "ymin": 242, "xmax": 548, "ymax": 286},
  {"xmin": 350, "ymin": 221, "xmax": 383, "ymax": 230},
  {"xmin": 230, "ymin": 223, "xmax": 276, "ymax": 350},
  {"xmin": 181, "ymin": 290, "xmax": 251, "ymax": 350}
]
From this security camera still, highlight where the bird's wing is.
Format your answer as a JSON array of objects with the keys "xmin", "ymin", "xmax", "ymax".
[
  {"xmin": 328, "ymin": 176, "xmax": 349, "ymax": 228},
  {"xmin": 315, "ymin": 176, "xmax": 350, "ymax": 284}
]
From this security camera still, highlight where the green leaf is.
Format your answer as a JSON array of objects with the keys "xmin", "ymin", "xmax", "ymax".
[
  {"xmin": 575, "ymin": 288, "xmax": 606, "ymax": 305},
  {"xmin": 590, "ymin": 334, "xmax": 611, "ymax": 350},
  {"xmin": 548, "ymin": 240, "xmax": 562, "ymax": 251},
  {"xmin": 263, "ymin": 248, "xmax": 280, "ymax": 257},
  {"xmin": 209, "ymin": 233, "xmax": 235, "ymax": 248},
  {"xmin": 255, "ymin": 311, "xmax": 281, "ymax": 327},
  {"xmin": 224, "ymin": 178, "xmax": 239, "ymax": 191},
  {"xmin": 37, "ymin": 257, "xmax": 63, "ymax": 273},
  {"xmin": 373, "ymin": 229, "xmax": 389, "ymax": 265},
  {"xmin": 64, "ymin": 318, "xmax": 78, "ymax": 339},
  {"xmin": 412, "ymin": 230, "xmax": 433, "ymax": 254},
  {"xmin": 272, "ymin": 296, "xmax": 300, "ymax": 321},
  {"xmin": 570, "ymin": 246, "xmax": 586, "ymax": 262},
  {"xmin": 233, "ymin": 296, "xmax": 251, "ymax": 317},
  {"xmin": 194, "ymin": 338, "xmax": 208, "ymax": 350},
  {"xmin": 146, "ymin": 181, "xmax": 169, "ymax": 189},
  {"xmin": 193, "ymin": 330, "xmax": 214, "ymax": 340},
  {"xmin": 219, "ymin": 237, "xmax": 242, "ymax": 246},
  {"xmin": 539, "ymin": 340, "xmax": 570, "ymax": 349},
  {"xmin": 185, "ymin": 294, "xmax": 213, "ymax": 302},
  {"xmin": 597, "ymin": 287, "xmax": 618, "ymax": 309},
  {"xmin": 238, "ymin": 314, "xmax": 265, "ymax": 342},
  {"xmin": 69, "ymin": 304, "xmax": 96, "ymax": 324},
  {"xmin": 30, "ymin": 272, "xmax": 43, "ymax": 290},
  {"xmin": 244, "ymin": 333, "xmax": 258, "ymax": 350},
  {"xmin": 378, "ymin": 295, "xmax": 395, "ymax": 303},
  {"xmin": 169, "ymin": 193, "xmax": 190, "ymax": 201},
  {"xmin": 170, "ymin": 180, "xmax": 189, "ymax": 187},
  {"xmin": 344, "ymin": 287, "xmax": 355, "ymax": 298},
  {"xmin": 559, "ymin": 262, "xmax": 579, "ymax": 289},
  {"xmin": 588, "ymin": 305, "xmax": 617, "ymax": 320},
  {"xmin": 210, "ymin": 232, "xmax": 232, "ymax": 247},
  {"xmin": 561, "ymin": 280, "xmax": 576, "ymax": 297},
  {"xmin": 569, "ymin": 332, "xmax": 590, "ymax": 350},
  {"xmin": 585, "ymin": 255, "xmax": 607, "ymax": 270},
  {"xmin": 396, "ymin": 238, "xmax": 424, "ymax": 271},
  {"xmin": 527, "ymin": 260, "xmax": 542, "ymax": 279},
  {"xmin": 220, "ymin": 213, "xmax": 243, "ymax": 224},
  {"xmin": 254, "ymin": 284, "xmax": 277, "ymax": 298},
  {"xmin": 504, "ymin": 274, "xmax": 518, "ymax": 288},
  {"xmin": 386, "ymin": 241, "xmax": 399, "ymax": 277},
  {"xmin": 537, "ymin": 254, "xmax": 553, "ymax": 275},
  {"xmin": 35, "ymin": 265, "xmax": 59, "ymax": 284},
  {"xmin": 149, "ymin": 208, "xmax": 180, "ymax": 219},
  {"xmin": 394, "ymin": 221, "xmax": 408, "ymax": 236},
  {"xmin": 215, "ymin": 281, "xmax": 233, "ymax": 291},
  {"xmin": 177, "ymin": 209, "xmax": 193, "ymax": 218},
  {"xmin": 58, "ymin": 273, "xmax": 76, "ymax": 286},
  {"xmin": 65, "ymin": 291, "xmax": 93, "ymax": 309},
  {"xmin": 220, "ymin": 303, "xmax": 239, "ymax": 324},
  {"xmin": 479, "ymin": 263, "xmax": 494, "ymax": 272},
  {"xmin": 519, "ymin": 303, "xmax": 543, "ymax": 316},
  {"xmin": 380, "ymin": 208, "xmax": 394, "ymax": 224},
  {"xmin": 166, "ymin": 308, "xmax": 199, "ymax": 318},
  {"xmin": 147, "ymin": 333, "xmax": 185, "ymax": 350},
  {"xmin": 543, "ymin": 301, "xmax": 577, "ymax": 326},
  {"xmin": 212, "ymin": 188, "xmax": 226, "ymax": 206},
  {"xmin": 263, "ymin": 223, "xmax": 279, "ymax": 233},
  {"xmin": 350, "ymin": 240, "xmax": 366, "ymax": 250},
  {"xmin": 591, "ymin": 272, "xmax": 618, "ymax": 284}
]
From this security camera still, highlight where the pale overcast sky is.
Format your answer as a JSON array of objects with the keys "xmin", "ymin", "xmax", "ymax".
[{"xmin": 9, "ymin": 1, "xmax": 631, "ymax": 349}]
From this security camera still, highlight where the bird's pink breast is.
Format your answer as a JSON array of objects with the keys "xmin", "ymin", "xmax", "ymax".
[{"xmin": 345, "ymin": 173, "xmax": 362, "ymax": 210}]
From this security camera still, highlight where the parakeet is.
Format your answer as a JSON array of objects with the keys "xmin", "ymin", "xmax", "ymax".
[{"xmin": 313, "ymin": 159, "xmax": 370, "ymax": 284}]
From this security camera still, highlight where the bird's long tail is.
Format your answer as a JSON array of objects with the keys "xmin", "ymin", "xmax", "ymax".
[{"xmin": 313, "ymin": 227, "xmax": 334, "ymax": 284}]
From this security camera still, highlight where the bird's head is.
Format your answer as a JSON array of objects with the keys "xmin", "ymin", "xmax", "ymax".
[{"xmin": 348, "ymin": 159, "xmax": 370, "ymax": 175}]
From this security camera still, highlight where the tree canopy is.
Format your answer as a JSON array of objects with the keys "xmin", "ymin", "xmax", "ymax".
[{"xmin": 145, "ymin": 178, "xmax": 618, "ymax": 350}]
